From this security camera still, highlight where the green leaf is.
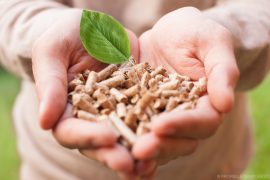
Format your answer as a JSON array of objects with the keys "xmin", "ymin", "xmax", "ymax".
[{"xmin": 80, "ymin": 10, "xmax": 131, "ymax": 64}]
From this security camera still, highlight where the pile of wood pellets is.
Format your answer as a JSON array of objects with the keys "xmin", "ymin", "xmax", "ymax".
[{"xmin": 68, "ymin": 62, "xmax": 207, "ymax": 148}]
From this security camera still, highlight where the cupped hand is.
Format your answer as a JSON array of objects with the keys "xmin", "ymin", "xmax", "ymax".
[
  {"xmin": 32, "ymin": 9, "xmax": 139, "ymax": 179},
  {"xmin": 132, "ymin": 7, "xmax": 239, "ymax": 177}
]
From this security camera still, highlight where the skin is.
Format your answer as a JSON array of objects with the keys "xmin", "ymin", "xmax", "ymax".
[
  {"xmin": 32, "ymin": 7, "xmax": 239, "ymax": 180},
  {"xmin": 132, "ymin": 7, "xmax": 239, "ymax": 178},
  {"xmin": 32, "ymin": 9, "xmax": 139, "ymax": 178}
]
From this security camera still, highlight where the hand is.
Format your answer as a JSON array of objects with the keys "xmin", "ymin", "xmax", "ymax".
[
  {"xmin": 132, "ymin": 7, "xmax": 239, "ymax": 177},
  {"xmin": 32, "ymin": 9, "xmax": 139, "ymax": 179}
]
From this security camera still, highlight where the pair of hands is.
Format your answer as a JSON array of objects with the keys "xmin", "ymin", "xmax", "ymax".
[{"xmin": 32, "ymin": 7, "xmax": 239, "ymax": 180}]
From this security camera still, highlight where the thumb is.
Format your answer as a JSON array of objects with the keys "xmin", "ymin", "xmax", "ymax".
[
  {"xmin": 32, "ymin": 41, "xmax": 68, "ymax": 130},
  {"xmin": 204, "ymin": 45, "xmax": 239, "ymax": 113}
]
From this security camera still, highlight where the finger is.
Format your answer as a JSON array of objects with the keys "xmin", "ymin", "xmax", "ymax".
[
  {"xmin": 139, "ymin": 31, "xmax": 160, "ymax": 67},
  {"xmin": 53, "ymin": 104, "xmax": 117, "ymax": 149},
  {"xmin": 132, "ymin": 133, "xmax": 198, "ymax": 160},
  {"xmin": 80, "ymin": 144, "xmax": 134, "ymax": 173},
  {"xmin": 53, "ymin": 118, "xmax": 117, "ymax": 148},
  {"xmin": 136, "ymin": 160, "xmax": 157, "ymax": 177},
  {"xmin": 117, "ymin": 173, "xmax": 139, "ymax": 180},
  {"xmin": 152, "ymin": 96, "xmax": 222, "ymax": 139},
  {"xmin": 126, "ymin": 29, "xmax": 139, "ymax": 63},
  {"xmin": 32, "ymin": 39, "xmax": 70, "ymax": 130},
  {"xmin": 67, "ymin": 53, "xmax": 106, "ymax": 81},
  {"xmin": 203, "ymin": 44, "xmax": 239, "ymax": 113},
  {"xmin": 140, "ymin": 170, "xmax": 156, "ymax": 180}
]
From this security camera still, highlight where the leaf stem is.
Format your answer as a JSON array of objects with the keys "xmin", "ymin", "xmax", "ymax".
[
  {"xmin": 128, "ymin": 56, "xmax": 135, "ymax": 66},
  {"xmin": 128, "ymin": 56, "xmax": 141, "ymax": 84}
]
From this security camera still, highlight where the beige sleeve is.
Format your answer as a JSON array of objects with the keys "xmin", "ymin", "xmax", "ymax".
[
  {"xmin": 203, "ymin": 0, "xmax": 270, "ymax": 91},
  {"xmin": 0, "ymin": 0, "xmax": 70, "ymax": 80}
]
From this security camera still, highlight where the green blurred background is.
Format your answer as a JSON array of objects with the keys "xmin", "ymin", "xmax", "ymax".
[{"xmin": 0, "ymin": 67, "xmax": 269, "ymax": 179}]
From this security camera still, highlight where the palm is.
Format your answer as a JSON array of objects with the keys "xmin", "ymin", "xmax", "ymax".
[
  {"xmin": 140, "ymin": 32, "xmax": 205, "ymax": 80},
  {"xmin": 53, "ymin": 12, "xmax": 106, "ymax": 79},
  {"xmin": 139, "ymin": 8, "xmax": 220, "ymax": 80}
]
